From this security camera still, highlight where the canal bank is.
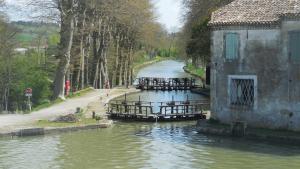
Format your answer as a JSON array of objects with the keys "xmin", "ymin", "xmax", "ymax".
[
  {"xmin": 183, "ymin": 65, "xmax": 205, "ymax": 82},
  {"xmin": 0, "ymin": 59, "xmax": 183, "ymax": 138},
  {"xmin": 197, "ymin": 120, "xmax": 300, "ymax": 145},
  {"xmin": 183, "ymin": 66, "xmax": 210, "ymax": 97},
  {"xmin": 0, "ymin": 121, "xmax": 113, "ymax": 138},
  {"xmin": 2, "ymin": 60, "xmax": 300, "ymax": 169},
  {"xmin": 0, "ymin": 87, "xmax": 141, "ymax": 137}
]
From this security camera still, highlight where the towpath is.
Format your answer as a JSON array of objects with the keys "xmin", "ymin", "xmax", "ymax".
[{"xmin": 0, "ymin": 88, "xmax": 139, "ymax": 133}]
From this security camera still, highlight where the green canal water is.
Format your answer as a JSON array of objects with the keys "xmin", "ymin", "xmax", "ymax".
[
  {"xmin": 1, "ymin": 60, "xmax": 300, "ymax": 169},
  {"xmin": 1, "ymin": 122, "xmax": 300, "ymax": 169}
]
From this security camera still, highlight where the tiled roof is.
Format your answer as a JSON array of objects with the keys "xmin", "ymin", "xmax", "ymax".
[{"xmin": 209, "ymin": 0, "xmax": 300, "ymax": 26}]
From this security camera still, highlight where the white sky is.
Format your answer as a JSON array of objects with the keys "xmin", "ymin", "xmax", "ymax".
[
  {"xmin": 3, "ymin": 0, "xmax": 32, "ymax": 21},
  {"xmin": 153, "ymin": 0, "xmax": 183, "ymax": 32},
  {"xmin": 4, "ymin": 0, "xmax": 183, "ymax": 32}
]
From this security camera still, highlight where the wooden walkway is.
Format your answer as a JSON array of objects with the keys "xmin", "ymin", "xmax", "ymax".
[
  {"xmin": 107, "ymin": 99, "xmax": 209, "ymax": 122},
  {"xmin": 136, "ymin": 77, "xmax": 197, "ymax": 91}
]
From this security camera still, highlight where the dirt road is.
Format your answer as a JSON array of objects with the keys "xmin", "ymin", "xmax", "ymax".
[{"xmin": 0, "ymin": 88, "xmax": 139, "ymax": 133}]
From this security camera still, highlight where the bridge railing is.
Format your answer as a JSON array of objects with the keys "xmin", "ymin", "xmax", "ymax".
[
  {"xmin": 135, "ymin": 77, "xmax": 197, "ymax": 90},
  {"xmin": 107, "ymin": 99, "xmax": 210, "ymax": 117}
]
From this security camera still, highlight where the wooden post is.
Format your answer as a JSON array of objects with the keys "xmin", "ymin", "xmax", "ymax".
[
  {"xmin": 27, "ymin": 96, "xmax": 32, "ymax": 112},
  {"xmin": 165, "ymin": 107, "xmax": 167, "ymax": 116}
]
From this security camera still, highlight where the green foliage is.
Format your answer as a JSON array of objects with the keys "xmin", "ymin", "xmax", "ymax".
[
  {"xmin": 16, "ymin": 33, "xmax": 35, "ymax": 43},
  {"xmin": 67, "ymin": 88, "xmax": 94, "ymax": 98},
  {"xmin": 12, "ymin": 21, "xmax": 59, "ymax": 47},
  {"xmin": 8, "ymin": 52, "xmax": 52, "ymax": 111},
  {"xmin": 48, "ymin": 33, "xmax": 60, "ymax": 46},
  {"xmin": 32, "ymin": 98, "xmax": 64, "ymax": 112},
  {"xmin": 133, "ymin": 48, "xmax": 175, "ymax": 68},
  {"xmin": 158, "ymin": 48, "xmax": 178, "ymax": 58},
  {"xmin": 186, "ymin": 18, "xmax": 211, "ymax": 65},
  {"xmin": 182, "ymin": 0, "xmax": 234, "ymax": 65},
  {"xmin": 186, "ymin": 63, "xmax": 205, "ymax": 78}
]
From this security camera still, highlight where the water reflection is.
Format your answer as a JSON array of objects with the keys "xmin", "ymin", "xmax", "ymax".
[
  {"xmin": 1, "ymin": 122, "xmax": 300, "ymax": 169},
  {"xmin": 0, "ymin": 136, "xmax": 62, "ymax": 169},
  {"xmin": 136, "ymin": 60, "xmax": 190, "ymax": 79}
]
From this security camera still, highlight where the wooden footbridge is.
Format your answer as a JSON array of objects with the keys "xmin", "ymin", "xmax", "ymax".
[
  {"xmin": 136, "ymin": 77, "xmax": 198, "ymax": 91},
  {"xmin": 107, "ymin": 96, "xmax": 209, "ymax": 122}
]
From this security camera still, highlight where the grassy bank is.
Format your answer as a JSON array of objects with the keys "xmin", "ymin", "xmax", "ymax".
[
  {"xmin": 184, "ymin": 64, "xmax": 206, "ymax": 79},
  {"xmin": 32, "ymin": 98, "xmax": 64, "ymax": 112},
  {"xmin": 67, "ymin": 87, "xmax": 94, "ymax": 98},
  {"xmin": 32, "ymin": 88, "xmax": 94, "ymax": 112},
  {"xmin": 35, "ymin": 111, "xmax": 99, "ymax": 128}
]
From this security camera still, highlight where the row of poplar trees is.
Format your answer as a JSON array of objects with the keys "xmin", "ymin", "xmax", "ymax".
[
  {"xmin": 0, "ymin": 0, "xmax": 170, "ymax": 112},
  {"xmin": 33, "ymin": 0, "xmax": 170, "ymax": 99}
]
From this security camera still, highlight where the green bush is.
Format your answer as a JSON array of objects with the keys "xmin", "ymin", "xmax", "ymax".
[{"xmin": 7, "ymin": 52, "xmax": 52, "ymax": 111}]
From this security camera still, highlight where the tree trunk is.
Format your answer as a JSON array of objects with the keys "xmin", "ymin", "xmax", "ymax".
[
  {"xmin": 128, "ymin": 45, "xmax": 134, "ymax": 85},
  {"xmin": 79, "ymin": 34, "xmax": 85, "ymax": 89},
  {"xmin": 99, "ymin": 60, "xmax": 103, "ymax": 89},
  {"xmin": 85, "ymin": 45, "xmax": 90, "ymax": 87},
  {"xmin": 53, "ymin": 1, "xmax": 75, "ymax": 99},
  {"xmin": 124, "ymin": 49, "xmax": 129, "ymax": 88},
  {"xmin": 112, "ymin": 34, "xmax": 120, "ymax": 87},
  {"xmin": 118, "ymin": 49, "xmax": 123, "ymax": 86},
  {"xmin": 93, "ymin": 61, "xmax": 99, "ymax": 88}
]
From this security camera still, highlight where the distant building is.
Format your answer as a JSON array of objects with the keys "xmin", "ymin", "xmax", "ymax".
[
  {"xmin": 14, "ymin": 48, "xmax": 28, "ymax": 55},
  {"xmin": 209, "ymin": 0, "xmax": 300, "ymax": 130}
]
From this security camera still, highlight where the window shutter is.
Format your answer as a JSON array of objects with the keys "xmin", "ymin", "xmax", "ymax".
[
  {"xmin": 289, "ymin": 32, "xmax": 300, "ymax": 62},
  {"xmin": 225, "ymin": 33, "xmax": 239, "ymax": 60}
]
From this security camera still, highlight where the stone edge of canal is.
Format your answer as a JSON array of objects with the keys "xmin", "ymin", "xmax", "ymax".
[
  {"xmin": 197, "ymin": 120, "xmax": 300, "ymax": 145},
  {"xmin": 0, "ymin": 120, "xmax": 113, "ymax": 138}
]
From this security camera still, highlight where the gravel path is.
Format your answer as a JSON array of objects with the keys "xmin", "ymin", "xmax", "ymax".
[{"xmin": 0, "ymin": 88, "xmax": 139, "ymax": 133}]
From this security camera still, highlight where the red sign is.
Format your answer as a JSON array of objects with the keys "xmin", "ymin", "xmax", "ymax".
[
  {"xmin": 25, "ymin": 88, "xmax": 32, "ymax": 97},
  {"xmin": 65, "ymin": 80, "xmax": 70, "ymax": 90}
]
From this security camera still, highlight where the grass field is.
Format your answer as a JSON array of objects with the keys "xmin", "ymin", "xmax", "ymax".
[{"xmin": 13, "ymin": 22, "xmax": 59, "ymax": 47}]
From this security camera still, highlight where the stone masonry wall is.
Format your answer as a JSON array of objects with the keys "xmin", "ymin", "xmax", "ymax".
[{"xmin": 211, "ymin": 21, "xmax": 300, "ymax": 131}]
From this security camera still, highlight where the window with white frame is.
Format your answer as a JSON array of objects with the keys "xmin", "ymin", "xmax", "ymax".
[{"xmin": 228, "ymin": 75, "xmax": 257, "ymax": 109}]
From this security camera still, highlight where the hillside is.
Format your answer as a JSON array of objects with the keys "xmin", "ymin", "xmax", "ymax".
[{"xmin": 11, "ymin": 21, "xmax": 59, "ymax": 47}]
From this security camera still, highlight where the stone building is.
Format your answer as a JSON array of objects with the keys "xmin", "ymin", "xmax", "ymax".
[{"xmin": 209, "ymin": 0, "xmax": 300, "ymax": 131}]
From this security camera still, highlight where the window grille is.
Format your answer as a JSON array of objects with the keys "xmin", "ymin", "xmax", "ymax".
[{"xmin": 229, "ymin": 77, "xmax": 255, "ymax": 108}]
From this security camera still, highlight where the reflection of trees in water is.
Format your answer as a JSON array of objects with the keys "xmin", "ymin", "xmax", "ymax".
[{"xmin": 134, "ymin": 122, "xmax": 300, "ymax": 157}]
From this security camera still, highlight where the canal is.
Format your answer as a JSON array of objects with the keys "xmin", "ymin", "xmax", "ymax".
[{"xmin": 1, "ymin": 60, "xmax": 300, "ymax": 169}]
